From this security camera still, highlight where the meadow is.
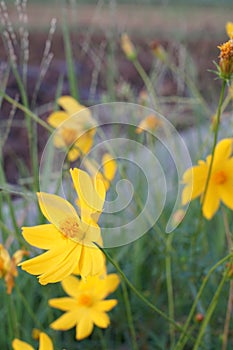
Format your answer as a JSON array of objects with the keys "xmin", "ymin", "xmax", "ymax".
[{"xmin": 1, "ymin": 1, "xmax": 233, "ymax": 349}]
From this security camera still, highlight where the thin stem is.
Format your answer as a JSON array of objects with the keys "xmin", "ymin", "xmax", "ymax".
[
  {"xmin": 201, "ymin": 80, "xmax": 226, "ymax": 210},
  {"xmin": 96, "ymin": 243, "xmax": 198, "ymax": 343},
  {"xmin": 165, "ymin": 233, "xmax": 175, "ymax": 347},
  {"xmin": 193, "ymin": 271, "xmax": 228, "ymax": 350},
  {"xmin": 96, "ymin": 328, "xmax": 107, "ymax": 350},
  {"xmin": 121, "ymin": 280, "xmax": 138, "ymax": 350},
  {"xmin": 174, "ymin": 253, "xmax": 233, "ymax": 350}
]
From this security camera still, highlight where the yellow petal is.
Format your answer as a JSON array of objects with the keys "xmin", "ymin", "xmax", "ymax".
[
  {"xmin": 22, "ymin": 224, "xmax": 64, "ymax": 250},
  {"xmin": 218, "ymin": 181, "xmax": 233, "ymax": 210},
  {"xmin": 226, "ymin": 21, "xmax": 233, "ymax": 39},
  {"xmin": 95, "ymin": 274, "xmax": 120, "ymax": 299},
  {"xmin": 39, "ymin": 333, "xmax": 53, "ymax": 350},
  {"xmin": 58, "ymin": 96, "xmax": 85, "ymax": 115},
  {"xmin": 61, "ymin": 275, "xmax": 81, "ymax": 298},
  {"xmin": 182, "ymin": 163, "xmax": 208, "ymax": 205},
  {"xmin": 37, "ymin": 192, "xmax": 79, "ymax": 230},
  {"xmin": 202, "ymin": 183, "xmax": 220, "ymax": 219},
  {"xmin": 102, "ymin": 153, "xmax": 117, "ymax": 182},
  {"xmin": 79, "ymin": 245, "xmax": 105, "ymax": 278},
  {"xmin": 50, "ymin": 311, "xmax": 80, "ymax": 330},
  {"xmin": 49, "ymin": 297, "xmax": 78, "ymax": 311},
  {"xmin": 90, "ymin": 310, "xmax": 110, "ymax": 328},
  {"xmin": 76, "ymin": 315, "xmax": 94, "ymax": 340},
  {"xmin": 12, "ymin": 339, "xmax": 34, "ymax": 350},
  {"xmin": 213, "ymin": 138, "xmax": 233, "ymax": 166},
  {"xmin": 47, "ymin": 111, "xmax": 68, "ymax": 128},
  {"xmin": 94, "ymin": 299, "xmax": 118, "ymax": 312}
]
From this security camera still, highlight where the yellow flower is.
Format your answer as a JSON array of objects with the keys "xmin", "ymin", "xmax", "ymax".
[
  {"xmin": 121, "ymin": 33, "xmax": 137, "ymax": 61},
  {"xmin": 182, "ymin": 138, "xmax": 233, "ymax": 219},
  {"xmin": 49, "ymin": 273, "xmax": 120, "ymax": 340},
  {"xmin": 19, "ymin": 169, "xmax": 106, "ymax": 285},
  {"xmin": 83, "ymin": 153, "xmax": 117, "ymax": 191},
  {"xmin": 0, "ymin": 245, "xmax": 28, "ymax": 294},
  {"xmin": 226, "ymin": 21, "xmax": 233, "ymax": 39},
  {"xmin": 135, "ymin": 114, "xmax": 161, "ymax": 134},
  {"xmin": 47, "ymin": 96, "xmax": 97, "ymax": 161},
  {"xmin": 12, "ymin": 332, "xmax": 53, "ymax": 350}
]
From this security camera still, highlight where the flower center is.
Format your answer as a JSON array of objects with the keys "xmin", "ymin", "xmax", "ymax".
[
  {"xmin": 213, "ymin": 170, "xmax": 227, "ymax": 185},
  {"xmin": 61, "ymin": 128, "xmax": 78, "ymax": 146},
  {"xmin": 78, "ymin": 294, "xmax": 93, "ymax": 306},
  {"xmin": 59, "ymin": 216, "xmax": 85, "ymax": 242}
]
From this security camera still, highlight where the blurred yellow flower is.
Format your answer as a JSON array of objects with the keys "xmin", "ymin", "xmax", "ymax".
[
  {"xmin": 49, "ymin": 273, "xmax": 120, "ymax": 340},
  {"xmin": 12, "ymin": 332, "xmax": 53, "ymax": 350},
  {"xmin": 47, "ymin": 96, "xmax": 97, "ymax": 161},
  {"xmin": 226, "ymin": 21, "xmax": 233, "ymax": 39},
  {"xmin": 150, "ymin": 40, "xmax": 167, "ymax": 62},
  {"xmin": 83, "ymin": 153, "xmax": 117, "ymax": 191},
  {"xmin": 182, "ymin": 138, "xmax": 233, "ymax": 219},
  {"xmin": 19, "ymin": 169, "xmax": 106, "ymax": 285},
  {"xmin": 0, "ymin": 244, "xmax": 28, "ymax": 294},
  {"xmin": 121, "ymin": 33, "xmax": 137, "ymax": 61},
  {"xmin": 135, "ymin": 114, "xmax": 161, "ymax": 134}
]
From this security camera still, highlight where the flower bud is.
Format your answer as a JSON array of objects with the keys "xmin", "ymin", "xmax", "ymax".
[
  {"xmin": 121, "ymin": 33, "xmax": 137, "ymax": 61},
  {"xmin": 150, "ymin": 40, "xmax": 167, "ymax": 62}
]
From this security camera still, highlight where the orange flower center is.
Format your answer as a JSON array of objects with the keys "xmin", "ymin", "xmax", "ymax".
[
  {"xmin": 78, "ymin": 294, "xmax": 93, "ymax": 306},
  {"xmin": 62, "ymin": 128, "xmax": 78, "ymax": 146},
  {"xmin": 218, "ymin": 39, "xmax": 233, "ymax": 60},
  {"xmin": 213, "ymin": 170, "xmax": 228, "ymax": 185},
  {"xmin": 59, "ymin": 216, "xmax": 85, "ymax": 241}
]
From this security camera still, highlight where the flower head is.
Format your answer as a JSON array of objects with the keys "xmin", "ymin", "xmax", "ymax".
[
  {"xmin": 135, "ymin": 114, "xmax": 161, "ymax": 134},
  {"xmin": 182, "ymin": 138, "xmax": 233, "ymax": 219},
  {"xmin": 47, "ymin": 96, "xmax": 97, "ymax": 161},
  {"xmin": 0, "ymin": 245, "xmax": 28, "ymax": 294},
  {"xmin": 49, "ymin": 273, "xmax": 119, "ymax": 340},
  {"xmin": 83, "ymin": 153, "xmax": 117, "ymax": 191},
  {"xmin": 121, "ymin": 33, "xmax": 137, "ymax": 61},
  {"xmin": 19, "ymin": 169, "xmax": 106, "ymax": 284},
  {"xmin": 12, "ymin": 332, "xmax": 53, "ymax": 350},
  {"xmin": 218, "ymin": 39, "xmax": 233, "ymax": 79}
]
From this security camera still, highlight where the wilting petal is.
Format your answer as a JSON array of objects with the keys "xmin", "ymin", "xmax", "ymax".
[
  {"xmin": 48, "ymin": 297, "xmax": 79, "ymax": 311},
  {"xmin": 202, "ymin": 183, "xmax": 220, "ymax": 219},
  {"xmin": 61, "ymin": 275, "xmax": 81, "ymax": 298},
  {"xmin": 94, "ymin": 299, "xmax": 118, "ymax": 312},
  {"xmin": 76, "ymin": 315, "xmax": 94, "ymax": 340},
  {"xmin": 47, "ymin": 111, "xmax": 68, "ymax": 128},
  {"xmin": 12, "ymin": 339, "xmax": 34, "ymax": 350},
  {"xmin": 39, "ymin": 333, "xmax": 53, "ymax": 350},
  {"xmin": 90, "ymin": 309, "xmax": 110, "ymax": 328},
  {"xmin": 50, "ymin": 311, "xmax": 80, "ymax": 330},
  {"xmin": 37, "ymin": 192, "xmax": 79, "ymax": 230},
  {"xmin": 22, "ymin": 224, "xmax": 64, "ymax": 250}
]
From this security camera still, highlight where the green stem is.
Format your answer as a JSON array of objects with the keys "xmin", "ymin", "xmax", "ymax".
[
  {"xmin": 96, "ymin": 328, "xmax": 107, "ymax": 350},
  {"xmin": 201, "ymin": 80, "xmax": 226, "ymax": 211},
  {"xmin": 121, "ymin": 280, "xmax": 138, "ymax": 350},
  {"xmin": 174, "ymin": 253, "xmax": 233, "ymax": 350},
  {"xmin": 193, "ymin": 271, "xmax": 228, "ymax": 350},
  {"xmin": 96, "ymin": 243, "xmax": 197, "ymax": 343},
  {"xmin": 165, "ymin": 233, "xmax": 175, "ymax": 347}
]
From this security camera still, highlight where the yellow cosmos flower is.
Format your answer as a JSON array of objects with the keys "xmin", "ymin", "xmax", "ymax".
[
  {"xmin": 49, "ymin": 273, "xmax": 120, "ymax": 340},
  {"xmin": 19, "ymin": 169, "xmax": 106, "ymax": 285},
  {"xmin": 0, "ymin": 244, "xmax": 28, "ymax": 294},
  {"xmin": 47, "ymin": 96, "xmax": 97, "ymax": 161},
  {"xmin": 182, "ymin": 138, "xmax": 233, "ymax": 219},
  {"xmin": 135, "ymin": 114, "xmax": 161, "ymax": 134},
  {"xmin": 83, "ymin": 153, "xmax": 117, "ymax": 191},
  {"xmin": 226, "ymin": 22, "xmax": 233, "ymax": 39},
  {"xmin": 12, "ymin": 332, "xmax": 53, "ymax": 350}
]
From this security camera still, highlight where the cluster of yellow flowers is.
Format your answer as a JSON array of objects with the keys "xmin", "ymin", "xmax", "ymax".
[{"xmin": 0, "ymin": 96, "xmax": 119, "ymax": 349}]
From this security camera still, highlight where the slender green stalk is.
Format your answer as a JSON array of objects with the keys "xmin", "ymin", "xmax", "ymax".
[
  {"xmin": 96, "ymin": 328, "xmax": 107, "ymax": 350},
  {"xmin": 96, "ymin": 243, "xmax": 198, "ymax": 344},
  {"xmin": 0, "ymin": 92, "xmax": 52, "ymax": 132},
  {"xmin": 62, "ymin": 13, "xmax": 79, "ymax": 100},
  {"xmin": 193, "ymin": 271, "xmax": 228, "ymax": 350},
  {"xmin": 174, "ymin": 253, "xmax": 233, "ymax": 350},
  {"xmin": 201, "ymin": 80, "xmax": 226, "ymax": 210},
  {"xmin": 165, "ymin": 233, "xmax": 175, "ymax": 347},
  {"xmin": 121, "ymin": 280, "xmax": 138, "ymax": 350}
]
